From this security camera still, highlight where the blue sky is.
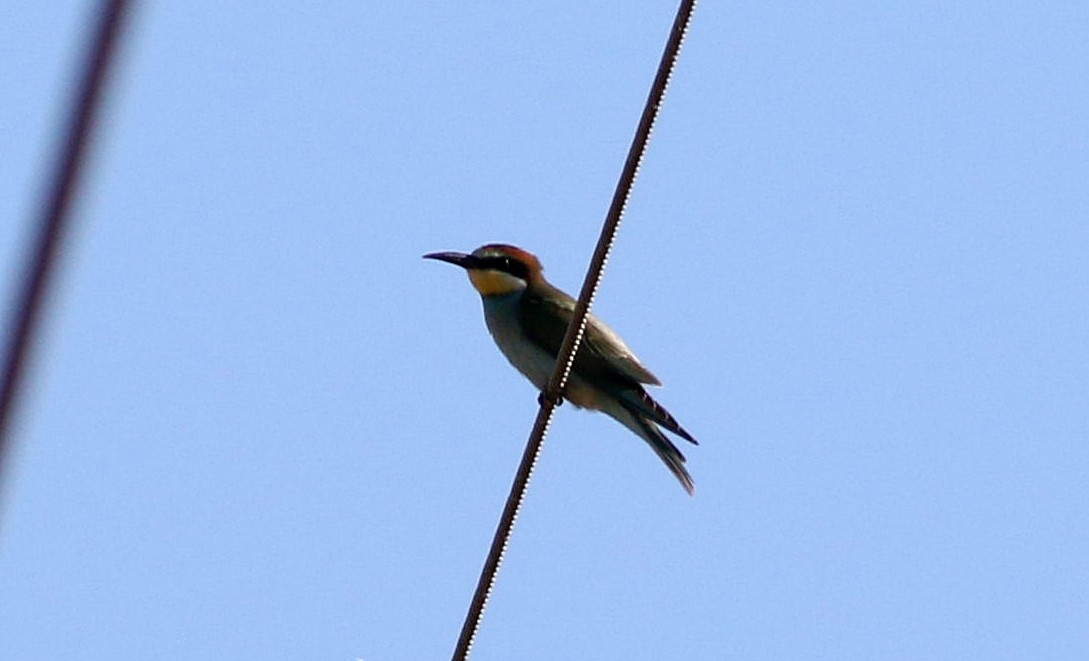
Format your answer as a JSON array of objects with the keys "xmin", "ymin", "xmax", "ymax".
[{"xmin": 2, "ymin": 2, "xmax": 1087, "ymax": 659}]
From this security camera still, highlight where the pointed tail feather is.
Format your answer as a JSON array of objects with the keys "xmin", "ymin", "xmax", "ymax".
[
  {"xmin": 610, "ymin": 407, "xmax": 695, "ymax": 495},
  {"xmin": 614, "ymin": 387, "xmax": 698, "ymax": 445}
]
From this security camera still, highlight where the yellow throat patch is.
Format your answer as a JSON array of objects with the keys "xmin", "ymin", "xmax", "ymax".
[{"xmin": 468, "ymin": 269, "xmax": 526, "ymax": 296}]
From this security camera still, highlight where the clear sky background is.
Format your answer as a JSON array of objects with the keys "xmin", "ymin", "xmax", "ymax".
[{"xmin": 2, "ymin": 2, "xmax": 1087, "ymax": 659}]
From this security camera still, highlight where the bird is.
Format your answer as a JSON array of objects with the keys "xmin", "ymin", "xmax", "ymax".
[{"xmin": 424, "ymin": 243, "xmax": 698, "ymax": 494}]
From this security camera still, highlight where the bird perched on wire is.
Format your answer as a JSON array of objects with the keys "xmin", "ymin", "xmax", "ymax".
[{"xmin": 424, "ymin": 244, "xmax": 698, "ymax": 494}]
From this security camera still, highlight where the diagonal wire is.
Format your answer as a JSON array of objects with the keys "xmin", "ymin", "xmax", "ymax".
[
  {"xmin": 451, "ymin": 1, "xmax": 698, "ymax": 659},
  {"xmin": 0, "ymin": 0, "xmax": 134, "ymax": 513}
]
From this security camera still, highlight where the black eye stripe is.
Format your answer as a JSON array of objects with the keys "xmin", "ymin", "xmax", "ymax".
[{"xmin": 479, "ymin": 256, "xmax": 529, "ymax": 279}]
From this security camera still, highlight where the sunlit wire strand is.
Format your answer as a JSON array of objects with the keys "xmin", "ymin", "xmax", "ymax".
[{"xmin": 451, "ymin": 1, "xmax": 698, "ymax": 658}]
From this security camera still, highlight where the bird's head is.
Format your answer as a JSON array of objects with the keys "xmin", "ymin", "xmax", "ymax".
[{"xmin": 424, "ymin": 244, "xmax": 543, "ymax": 296}]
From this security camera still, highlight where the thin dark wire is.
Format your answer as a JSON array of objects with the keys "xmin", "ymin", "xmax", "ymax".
[
  {"xmin": 0, "ymin": 0, "xmax": 134, "ymax": 510},
  {"xmin": 451, "ymin": 1, "xmax": 698, "ymax": 658}
]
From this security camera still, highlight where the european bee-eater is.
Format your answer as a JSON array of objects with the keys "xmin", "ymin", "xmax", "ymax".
[{"xmin": 424, "ymin": 244, "xmax": 698, "ymax": 494}]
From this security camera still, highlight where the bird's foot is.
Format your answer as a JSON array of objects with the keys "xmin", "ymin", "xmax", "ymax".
[{"xmin": 538, "ymin": 391, "xmax": 564, "ymax": 408}]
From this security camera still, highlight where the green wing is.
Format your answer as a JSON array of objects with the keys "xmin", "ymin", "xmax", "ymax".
[{"xmin": 519, "ymin": 287, "xmax": 661, "ymax": 387}]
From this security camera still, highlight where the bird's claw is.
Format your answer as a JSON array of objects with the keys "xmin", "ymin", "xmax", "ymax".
[{"xmin": 538, "ymin": 391, "xmax": 564, "ymax": 408}]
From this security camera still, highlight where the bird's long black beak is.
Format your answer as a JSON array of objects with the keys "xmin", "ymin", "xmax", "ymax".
[{"xmin": 423, "ymin": 251, "xmax": 480, "ymax": 269}]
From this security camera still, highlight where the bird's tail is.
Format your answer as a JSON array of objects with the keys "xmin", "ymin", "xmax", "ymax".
[
  {"xmin": 605, "ymin": 402, "xmax": 695, "ymax": 495},
  {"xmin": 615, "ymin": 387, "xmax": 698, "ymax": 445}
]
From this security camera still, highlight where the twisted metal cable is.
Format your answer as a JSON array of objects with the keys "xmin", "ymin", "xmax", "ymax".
[
  {"xmin": 451, "ymin": 1, "xmax": 698, "ymax": 658},
  {"xmin": 0, "ymin": 0, "xmax": 134, "ymax": 513}
]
